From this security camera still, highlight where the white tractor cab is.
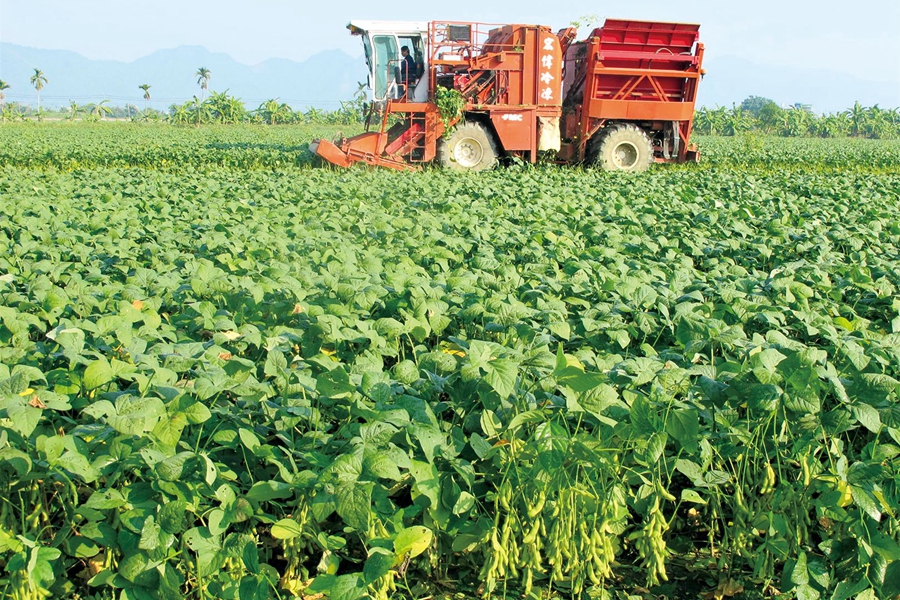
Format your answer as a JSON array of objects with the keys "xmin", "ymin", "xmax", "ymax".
[{"xmin": 348, "ymin": 20, "xmax": 430, "ymax": 103}]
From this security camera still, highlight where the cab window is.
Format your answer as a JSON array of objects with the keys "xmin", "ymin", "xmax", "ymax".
[
  {"xmin": 372, "ymin": 35, "xmax": 399, "ymax": 100},
  {"xmin": 398, "ymin": 35, "xmax": 424, "ymax": 73}
]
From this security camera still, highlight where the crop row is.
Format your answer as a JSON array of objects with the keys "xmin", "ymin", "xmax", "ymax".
[{"xmin": 1, "ymin": 123, "xmax": 900, "ymax": 173}]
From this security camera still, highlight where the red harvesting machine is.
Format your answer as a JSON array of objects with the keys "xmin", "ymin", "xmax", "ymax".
[{"xmin": 311, "ymin": 18, "xmax": 705, "ymax": 172}]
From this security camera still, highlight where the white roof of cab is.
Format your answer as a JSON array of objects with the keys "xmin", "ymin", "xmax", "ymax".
[{"xmin": 347, "ymin": 20, "xmax": 429, "ymax": 34}]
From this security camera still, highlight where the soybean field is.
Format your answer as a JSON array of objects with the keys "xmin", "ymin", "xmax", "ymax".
[{"xmin": 1, "ymin": 123, "xmax": 899, "ymax": 600}]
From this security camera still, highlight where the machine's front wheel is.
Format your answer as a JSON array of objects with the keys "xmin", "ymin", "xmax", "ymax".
[
  {"xmin": 593, "ymin": 124, "xmax": 654, "ymax": 172},
  {"xmin": 438, "ymin": 122, "xmax": 499, "ymax": 171}
]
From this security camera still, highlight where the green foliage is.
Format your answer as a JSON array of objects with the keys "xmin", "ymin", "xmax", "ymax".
[
  {"xmin": 255, "ymin": 99, "xmax": 293, "ymax": 125},
  {"xmin": 162, "ymin": 94, "xmax": 365, "ymax": 126},
  {"xmin": 696, "ymin": 100, "xmax": 900, "ymax": 139},
  {"xmin": 0, "ymin": 125, "xmax": 898, "ymax": 600},
  {"xmin": 739, "ymin": 95, "xmax": 778, "ymax": 117},
  {"xmin": 434, "ymin": 86, "xmax": 466, "ymax": 132},
  {"xmin": 0, "ymin": 123, "xmax": 361, "ymax": 170}
]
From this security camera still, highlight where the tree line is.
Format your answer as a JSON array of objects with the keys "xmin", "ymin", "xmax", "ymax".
[
  {"xmin": 0, "ymin": 67, "xmax": 367, "ymax": 126},
  {"xmin": 1, "ymin": 69, "xmax": 897, "ymax": 138},
  {"xmin": 695, "ymin": 96, "xmax": 900, "ymax": 139}
]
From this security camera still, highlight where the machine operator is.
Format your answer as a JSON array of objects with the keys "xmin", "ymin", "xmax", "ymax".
[{"xmin": 400, "ymin": 46, "xmax": 417, "ymax": 89}]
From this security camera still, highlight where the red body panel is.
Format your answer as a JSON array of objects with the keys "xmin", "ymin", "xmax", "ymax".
[
  {"xmin": 490, "ymin": 110, "xmax": 534, "ymax": 151},
  {"xmin": 561, "ymin": 19, "xmax": 704, "ymax": 163}
]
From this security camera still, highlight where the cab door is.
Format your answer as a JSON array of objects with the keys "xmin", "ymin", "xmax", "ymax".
[{"xmin": 364, "ymin": 34, "xmax": 399, "ymax": 101}]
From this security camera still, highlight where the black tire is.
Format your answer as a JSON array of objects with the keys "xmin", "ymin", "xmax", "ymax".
[
  {"xmin": 593, "ymin": 123, "xmax": 654, "ymax": 172},
  {"xmin": 437, "ymin": 122, "xmax": 499, "ymax": 172}
]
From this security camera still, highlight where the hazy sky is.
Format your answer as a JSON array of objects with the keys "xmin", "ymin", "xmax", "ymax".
[{"xmin": 1, "ymin": 0, "xmax": 899, "ymax": 86}]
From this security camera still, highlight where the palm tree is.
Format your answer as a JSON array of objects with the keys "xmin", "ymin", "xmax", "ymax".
[
  {"xmin": 815, "ymin": 112, "xmax": 849, "ymax": 138},
  {"xmin": 724, "ymin": 105, "xmax": 752, "ymax": 136},
  {"xmin": 169, "ymin": 102, "xmax": 192, "ymax": 125},
  {"xmin": 93, "ymin": 99, "xmax": 112, "ymax": 121},
  {"xmin": 139, "ymin": 84, "xmax": 151, "ymax": 112},
  {"xmin": 68, "ymin": 100, "xmax": 81, "ymax": 121},
  {"xmin": 259, "ymin": 99, "xmax": 292, "ymax": 125},
  {"xmin": 0, "ymin": 80, "xmax": 9, "ymax": 112},
  {"xmin": 205, "ymin": 90, "xmax": 246, "ymax": 124},
  {"xmin": 886, "ymin": 107, "xmax": 900, "ymax": 139},
  {"xmin": 694, "ymin": 106, "xmax": 728, "ymax": 136},
  {"xmin": 196, "ymin": 67, "xmax": 211, "ymax": 101},
  {"xmin": 844, "ymin": 101, "xmax": 867, "ymax": 137},
  {"xmin": 860, "ymin": 104, "xmax": 891, "ymax": 138},
  {"xmin": 304, "ymin": 106, "xmax": 324, "ymax": 123},
  {"xmin": 30, "ymin": 68, "xmax": 48, "ymax": 111},
  {"xmin": 188, "ymin": 95, "xmax": 211, "ymax": 126}
]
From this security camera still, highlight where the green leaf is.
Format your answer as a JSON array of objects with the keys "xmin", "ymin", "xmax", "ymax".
[
  {"xmin": 183, "ymin": 527, "xmax": 222, "ymax": 578},
  {"xmin": 675, "ymin": 458, "xmax": 704, "ymax": 486},
  {"xmin": 158, "ymin": 563, "xmax": 184, "ymax": 600},
  {"xmin": 118, "ymin": 552, "xmax": 151, "ymax": 583},
  {"xmin": 680, "ymin": 489, "xmax": 707, "ymax": 504},
  {"xmin": 330, "ymin": 573, "xmax": 367, "ymax": 600},
  {"xmin": 207, "ymin": 509, "xmax": 228, "ymax": 536},
  {"xmin": 0, "ymin": 448, "xmax": 32, "ymax": 477},
  {"xmin": 483, "ymin": 358, "xmax": 518, "ymax": 398},
  {"xmin": 85, "ymin": 489, "xmax": 126, "ymax": 510},
  {"xmin": 5, "ymin": 405, "xmax": 41, "ymax": 437},
  {"xmin": 852, "ymin": 403, "xmax": 882, "ymax": 433},
  {"xmin": 109, "ymin": 397, "xmax": 166, "ymax": 435},
  {"xmin": 871, "ymin": 533, "xmax": 900, "ymax": 561},
  {"xmin": 848, "ymin": 462, "xmax": 887, "ymax": 486},
  {"xmin": 238, "ymin": 428, "xmax": 261, "ymax": 451},
  {"xmin": 28, "ymin": 546, "xmax": 62, "ymax": 591},
  {"xmin": 548, "ymin": 321, "xmax": 571, "ymax": 340},
  {"xmin": 335, "ymin": 482, "xmax": 372, "ymax": 531},
  {"xmin": 242, "ymin": 540, "xmax": 260, "ymax": 575},
  {"xmin": 363, "ymin": 548, "xmax": 396, "ymax": 584},
  {"xmin": 158, "ymin": 501, "xmax": 189, "ymax": 534},
  {"xmin": 665, "ymin": 408, "xmax": 699, "ymax": 454},
  {"xmin": 139, "ymin": 516, "xmax": 161, "ymax": 551},
  {"xmin": 851, "ymin": 485, "xmax": 883, "ymax": 521},
  {"xmin": 322, "ymin": 453, "xmax": 362, "ymax": 484},
  {"xmin": 453, "ymin": 491, "xmax": 476, "ymax": 515},
  {"xmin": 577, "ymin": 383, "xmax": 619, "ymax": 418},
  {"xmin": 155, "ymin": 451, "xmax": 198, "ymax": 481},
  {"xmin": 883, "ymin": 560, "xmax": 900, "ymax": 598},
  {"xmin": 270, "ymin": 519, "xmax": 303, "ymax": 540},
  {"xmin": 794, "ymin": 583, "xmax": 819, "ymax": 600},
  {"xmin": 87, "ymin": 569, "xmax": 119, "ymax": 588},
  {"xmin": 246, "ymin": 481, "xmax": 293, "ymax": 502},
  {"xmin": 394, "ymin": 526, "xmax": 433, "ymax": 559},
  {"xmin": 468, "ymin": 432, "xmax": 492, "ymax": 458},
  {"xmin": 55, "ymin": 451, "xmax": 100, "ymax": 483},
  {"xmin": 152, "ymin": 412, "xmax": 187, "ymax": 450},
  {"xmin": 789, "ymin": 551, "xmax": 809, "ymax": 586},
  {"xmin": 317, "ymin": 366, "xmax": 356, "ymax": 398},
  {"xmin": 65, "ymin": 536, "xmax": 101, "ymax": 559},
  {"xmin": 830, "ymin": 578, "xmax": 869, "ymax": 600},
  {"xmin": 409, "ymin": 459, "xmax": 440, "ymax": 509},
  {"xmin": 506, "ymin": 409, "xmax": 546, "ymax": 433},
  {"xmin": 84, "ymin": 357, "xmax": 115, "ymax": 389},
  {"xmin": 264, "ymin": 349, "xmax": 288, "ymax": 377},
  {"xmin": 363, "ymin": 453, "xmax": 402, "ymax": 481},
  {"xmin": 183, "ymin": 401, "xmax": 212, "ymax": 424}
]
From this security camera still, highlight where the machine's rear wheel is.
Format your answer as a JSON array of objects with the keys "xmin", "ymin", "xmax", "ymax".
[
  {"xmin": 593, "ymin": 123, "xmax": 654, "ymax": 172},
  {"xmin": 438, "ymin": 122, "xmax": 499, "ymax": 172}
]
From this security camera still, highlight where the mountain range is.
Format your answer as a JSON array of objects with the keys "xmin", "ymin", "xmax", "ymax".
[
  {"xmin": 1, "ymin": 42, "xmax": 897, "ymax": 114},
  {"xmin": 0, "ymin": 43, "xmax": 367, "ymax": 112}
]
